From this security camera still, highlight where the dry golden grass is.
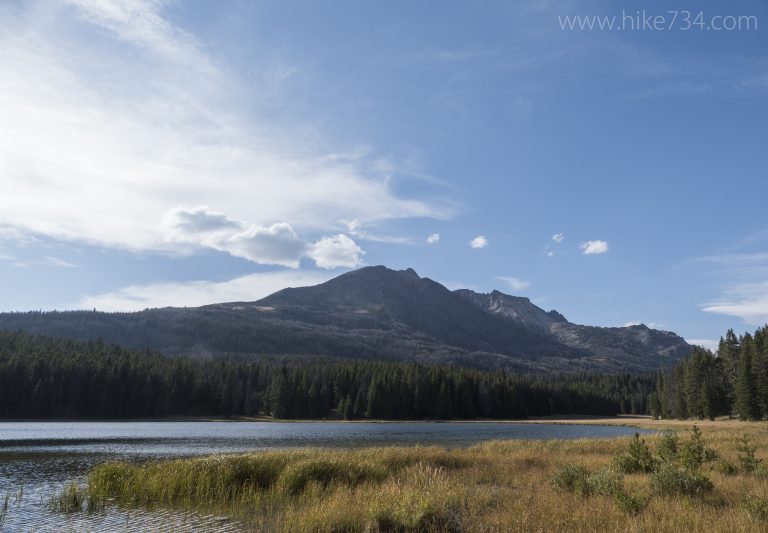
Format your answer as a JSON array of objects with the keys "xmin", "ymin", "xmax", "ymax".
[{"xmin": 75, "ymin": 419, "xmax": 768, "ymax": 532}]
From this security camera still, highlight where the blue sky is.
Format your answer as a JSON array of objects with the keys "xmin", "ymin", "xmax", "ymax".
[{"xmin": 1, "ymin": 0, "xmax": 767, "ymax": 348}]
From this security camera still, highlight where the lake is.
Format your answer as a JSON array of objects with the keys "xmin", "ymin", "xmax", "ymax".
[{"xmin": 0, "ymin": 421, "xmax": 648, "ymax": 532}]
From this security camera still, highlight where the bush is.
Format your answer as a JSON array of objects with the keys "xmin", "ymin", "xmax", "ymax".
[
  {"xmin": 650, "ymin": 463, "xmax": 713, "ymax": 496},
  {"xmin": 656, "ymin": 432, "xmax": 679, "ymax": 462},
  {"xmin": 737, "ymin": 434, "xmax": 762, "ymax": 473},
  {"xmin": 614, "ymin": 433, "xmax": 658, "ymax": 473},
  {"xmin": 714, "ymin": 460, "xmax": 738, "ymax": 475},
  {"xmin": 612, "ymin": 490, "xmax": 649, "ymax": 516},
  {"xmin": 680, "ymin": 425, "xmax": 717, "ymax": 470},
  {"xmin": 551, "ymin": 463, "xmax": 591, "ymax": 495},
  {"xmin": 551, "ymin": 464, "xmax": 622, "ymax": 497},
  {"xmin": 742, "ymin": 494, "xmax": 768, "ymax": 520}
]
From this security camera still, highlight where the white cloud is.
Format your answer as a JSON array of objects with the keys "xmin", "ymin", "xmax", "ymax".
[
  {"xmin": 308, "ymin": 234, "xmax": 364, "ymax": 269},
  {"xmin": 580, "ymin": 240, "xmax": 609, "ymax": 255},
  {"xmin": 224, "ymin": 224, "xmax": 307, "ymax": 268},
  {"xmin": 552, "ymin": 233, "xmax": 565, "ymax": 243},
  {"xmin": 344, "ymin": 219, "xmax": 414, "ymax": 245},
  {"xmin": 703, "ymin": 281, "xmax": 768, "ymax": 325},
  {"xmin": 162, "ymin": 206, "xmax": 369, "ymax": 268},
  {"xmin": 470, "ymin": 235, "xmax": 488, "ymax": 249},
  {"xmin": 75, "ymin": 270, "xmax": 333, "ymax": 311},
  {"xmin": 686, "ymin": 338, "xmax": 720, "ymax": 351},
  {"xmin": 496, "ymin": 276, "xmax": 530, "ymax": 291},
  {"xmin": 62, "ymin": 0, "xmax": 211, "ymax": 70},
  {"xmin": 161, "ymin": 206, "xmax": 306, "ymax": 267},
  {"xmin": 547, "ymin": 250, "xmax": 554, "ymax": 257},
  {"xmin": 441, "ymin": 280, "xmax": 480, "ymax": 292},
  {"xmin": 41, "ymin": 256, "xmax": 77, "ymax": 268},
  {"xmin": 426, "ymin": 233, "xmax": 440, "ymax": 244},
  {"xmin": 0, "ymin": 2, "xmax": 450, "ymax": 259},
  {"xmin": 623, "ymin": 321, "xmax": 666, "ymax": 330}
]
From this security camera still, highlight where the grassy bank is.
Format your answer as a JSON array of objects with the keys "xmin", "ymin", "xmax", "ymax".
[{"xmin": 60, "ymin": 420, "xmax": 768, "ymax": 532}]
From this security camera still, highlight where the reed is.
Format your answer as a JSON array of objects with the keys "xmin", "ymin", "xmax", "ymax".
[{"xmin": 60, "ymin": 420, "xmax": 768, "ymax": 532}]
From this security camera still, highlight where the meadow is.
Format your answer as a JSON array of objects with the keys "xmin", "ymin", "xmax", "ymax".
[{"xmin": 57, "ymin": 419, "xmax": 768, "ymax": 532}]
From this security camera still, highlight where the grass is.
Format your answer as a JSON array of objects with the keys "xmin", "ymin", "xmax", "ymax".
[{"xmin": 58, "ymin": 419, "xmax": 768, "ymax": 532}]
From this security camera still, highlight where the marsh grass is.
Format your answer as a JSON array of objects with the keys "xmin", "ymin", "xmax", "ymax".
[{"xmin": 57, "ymin": 421, "xmax": 768, "ymax": 532}]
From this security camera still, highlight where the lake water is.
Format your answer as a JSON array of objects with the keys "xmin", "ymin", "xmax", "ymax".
[{"xmin": 0, "ymin": 421, "xmax": 648, "ymax": 532}]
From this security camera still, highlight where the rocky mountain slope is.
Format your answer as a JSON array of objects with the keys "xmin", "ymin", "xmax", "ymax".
[{"xmin": 0, "ymin": 266, "xmax": 691, "ymax": 373}]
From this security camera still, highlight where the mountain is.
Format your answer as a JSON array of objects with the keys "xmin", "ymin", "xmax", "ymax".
[
  {"xmin": 0, "ymin": 266, "xmax": 690, "ymax": 373},
  {"xmin": 455, "ymin": 289, "xmax": 691, "ymax": 372}
]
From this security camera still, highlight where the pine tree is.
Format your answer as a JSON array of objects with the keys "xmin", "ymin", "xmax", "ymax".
[{"xmin": 736, "ymin": 334, "xmax": 760, "ymax": 420}]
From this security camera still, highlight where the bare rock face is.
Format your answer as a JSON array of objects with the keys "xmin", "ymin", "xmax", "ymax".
[
  {"xmin": 455, "ymin": 288, "xmax": 691, "ymax": 371},
  {"xmin": 0, "ymin": 266, "xmax": 690, "ymax": 374}
]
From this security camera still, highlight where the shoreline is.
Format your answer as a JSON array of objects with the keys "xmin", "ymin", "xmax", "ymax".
[{"xmin": 0, "ymin": 415, "xmax": 751, "ymax": 431}]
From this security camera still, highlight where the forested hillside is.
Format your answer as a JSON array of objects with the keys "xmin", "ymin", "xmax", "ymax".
[
  {"xmin": 0, "ymin": 330, "xmax": 653, "ymax": 419},
  {"xmin": 649, "ymin": 324, "xmax": 768, "ymax": 420}
]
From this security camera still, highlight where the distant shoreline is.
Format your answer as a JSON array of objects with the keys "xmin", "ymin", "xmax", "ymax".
[{"xmin": 0, "ymin": 414, "xmax": 668, "ymax": 427}]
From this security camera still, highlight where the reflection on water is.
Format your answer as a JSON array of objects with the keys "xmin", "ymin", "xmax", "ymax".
[{"xmin": 0, "ymin": 421, "xmax": 647, "ymax": 531}]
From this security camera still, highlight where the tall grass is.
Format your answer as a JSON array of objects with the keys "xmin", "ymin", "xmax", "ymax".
[{"xmin": 58, "ymin": 420, "xmax": 768, "ymax": 532}]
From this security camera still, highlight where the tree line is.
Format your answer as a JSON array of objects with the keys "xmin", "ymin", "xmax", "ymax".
[
  {"xmin": 0, "ymin": 330, "xmax": 653, "ymax": 420},
  {"xmin": 648, "ymin": 324, "xmax": 768, "ymax": 420}
]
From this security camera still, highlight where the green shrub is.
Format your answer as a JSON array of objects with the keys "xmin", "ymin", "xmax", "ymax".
[
  {"xmin": 650, "ymin": 463, "xmax": 712, "ymax": 496},
  {"xmin": 552, "ymin": 464, "xmax": 623, "ymax": 498},
  {"xmin": 714, "ymin": 460, "xmax": 738, "ymax": 475},
  {"xmin": 614, "ymin": 433, "xmax": 658, "ymax": 473},
  {"xmin": 737, "ymin": 434, "xmax": 762, "ymax": 473},
  {"xmin": 679, "ymin": 426, "xmax": 717, "ymax": 470},
  {"xmin": 551, "ymin": 463, "xmax": 590, "ymax": 495},
  {"xmin": 612, "ymin": 490, "xmax": 649, "ymax": 516},
  {"xmin": 656, "ymin": 432, "xmax": 679, "ymax": 462},
  {"xmin": 587, "ymin": 467, "xmax": 624, "ymax": 497},
  {"xmin": 742, "ymin": 494, "xmax": 768, "ymax": 520}
]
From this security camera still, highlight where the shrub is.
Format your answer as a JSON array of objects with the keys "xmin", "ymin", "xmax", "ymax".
[
  {"xmin": 656, "ymin": 432, "xmax": 679, "ymax": 462},
  {"xmin": 612, "ymin": 490, "xmax": 649, "ymax": 516},
  {"xmin": 679, "ymin": 426, "xmax": 717, "ymax": 470},
  {"xmin": 614, "ymin": 433, "xmax": 658, "ymax": 473},
  {"xmin": 551, "ymin": 463, "xmax": 591, "ymax": 495},
  {"xmin": 714, "ymin": 460, "xmax": 738, "ymax": 475},
  {"xmin": 742, "ymin": 494, "xmax": 768, "ymax": 520},
  {"xmin": 737, "ymin": 434, "xmax": 762, "ymax": 473},
  {"xmin": 552, "ymin": 464, "xmax": 623, "ymax": 498},
  {"xmin": 650, "ymin": 463, "xmax": 713, "ymax": 496}
]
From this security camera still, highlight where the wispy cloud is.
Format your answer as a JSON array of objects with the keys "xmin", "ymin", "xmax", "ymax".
[
  {"xmin": 496, "ymin": 276, "xmax": 530, "ymax": 291},
  {"xmin": 470, "ymin": 235, "xmax": 488, "ymax": 249},
  {"xmin": 40, "ymin": 256, "xmax": 77, "ymax": 268},
  {"xmin": 75, "ymin": 270, "xmax": 333, "ymax": 312},
  {"xmin": 0, "ymin": 1, "xmax": 451, "ymax": 261},
  {"xmin": 580, "ymin": 240, "xmax": 609, "ymax": 255},
  {"xmin": 426, "ymin": 233, "xmax": 440, "ymax": 245},
  {"xmin": 703, "ymin": 281, "xmax": 768, "ymax": 326},
  {"xmin": 552, "ymin": 233, "xmax": 564, "ymax": 243},
  {"xmin": 685, "ymin": 338, "xmax": 719, "ymax": 351},
  {"xmin": 623, "ymin": 321, "xmax": 666, "ymax": 330}
]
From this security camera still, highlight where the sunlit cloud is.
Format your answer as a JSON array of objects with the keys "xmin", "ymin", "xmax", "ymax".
[
  {"xmin": 470, "ymin": 235, "xmax": 488, "ymax": 249},
  {"xmin": 580, "ymin": 240, "xmax": 609, "ymax": 255}
]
